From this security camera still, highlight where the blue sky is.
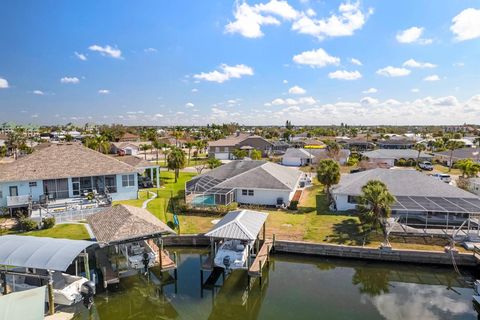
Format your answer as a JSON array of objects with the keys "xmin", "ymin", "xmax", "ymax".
[{"xmin": 1, "ymin": 0, "xmax": 480, "ymax": 126}]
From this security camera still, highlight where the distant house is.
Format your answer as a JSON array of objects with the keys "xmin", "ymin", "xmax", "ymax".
[
  {"xmin": 110, "ymin": 141, "xmax": 151, "ymax": 156},
  {"xmin": 376, "ymin": 139, "xmax": 415, "ymax": 149},
  {"xmin": 331, "ymin": 168, "xmax": 480, "ymax": 213},
  {"xmin": 337, "ymin": 138, "xmax": 375, "ymax": 151},
  {"xmin": 0, "ymin": 143, "xmax": 140, "ymax": 212},
  {"xmin": 119, "ymin": 132, "xmax": 140, "ymax": 142},
  {"xmin": 433, "ymin": 148, "xmax": 480, "ymax": 166},
  {"xmin": 186, "ymin": 160, "xmax": 302, "ymax": 207},
  {"xmin": 208, "ymin": 134, "xmax": 273, "ymax": 160},
  {"xmin": 271, "ymin": 140, "xmax": 290, "ymax": 155},
  {"xmin": 281, "ymin": 148, "xmax": 350, "ymax": 166},
  {"xmin": 361, "ymin": 149, "xmax": 432, "ymax": 168}
]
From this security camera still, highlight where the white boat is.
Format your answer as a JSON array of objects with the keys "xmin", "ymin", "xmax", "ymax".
[
  {"xmin": 214, "ymin": 240, "xmax": 249, "ymax": 270},
  {"xmin": 120, "ymin": 241, "xmax": 158, "ymax": 270},
  {"xmin": 7, "ymin": 270, "xmax": 88, "ymax": 306}
]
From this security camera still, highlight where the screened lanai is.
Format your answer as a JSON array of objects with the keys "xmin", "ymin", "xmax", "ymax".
[{"xmin": 185, "ymin": 175, "xmax": 236, "ymax": 207}]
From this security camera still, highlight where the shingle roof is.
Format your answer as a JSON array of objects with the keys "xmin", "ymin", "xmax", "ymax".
[
  {"xmin": 332, "ymin": 168, "xmax": 477, "ymax": 198},
  {"xmin": 434, "ymin": 148, "xmax": 479, "ymax": 160},
  {"xmin": 113, "ymin": 155, "xmax": 156, "ymax": 169},
  {"xmin": 188, "ymin": 160, "xmax": 301, "ymax": 191},
  {"xmin": 208, "ymin": 133, "xmax": 251, "ymax": 147},
  {"xmin": 361, "ymin": 149, "xmax": 432, "ymax": 160},
  {"xmin": 205, "ymin": 209, "xmax": 268, "ymax": 241},
  {"xmin": 282, "ymin": 148, "xmax": 350, "ymax": 159},
  {"xmin": 0, "ymin": 143, "xmax": 137, "ymax": 182},
  {"xmin": 87, "ymin": 204, "xmax": 176, "ymax": 245}
]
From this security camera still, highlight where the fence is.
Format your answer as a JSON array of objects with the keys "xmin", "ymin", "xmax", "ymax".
[{"xmin": 34, "ymin": 207, "xmax": 104, "ymax": 223}]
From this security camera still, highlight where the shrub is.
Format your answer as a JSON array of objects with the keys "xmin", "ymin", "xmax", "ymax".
[
  {"xmin": 346, "ymin": 157, "xmax": 358, "ymax": 167},
  {"xmin": 288, "ymin": 200, "xmax": 298, "ymax": 210},
  {"xmin": 42, "ymin": 217, "xmax": 55, "ymax": 229},
  {"xmin": 396, "ymin": 159, "xmax": 406, "ymax": 166},
  {"xmin": 19, "ymin": 217, "xmax": 38, "ymax": 231}
]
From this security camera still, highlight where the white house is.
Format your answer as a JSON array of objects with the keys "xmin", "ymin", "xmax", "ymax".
[
  {"xmin": 331, "ymin": 168, "xmax": 479, "ymax": 212},
  {"xmin": 361, "ymin": 149, "xmax": 432, "ymax": 168},
  {"xmin": 281, "ymin": 148, "xmax": 350, "ymax": 166},
  {"xmin": 0, "ymin": 143, "xmax": 141, "ymax": 212},
  {"xmin": 110, "ymin": 141, "xmax": 151, "ymax": 156},
  {"xmin": 186, "ymin": 160, "xmax": 302, "ymax": 207}
]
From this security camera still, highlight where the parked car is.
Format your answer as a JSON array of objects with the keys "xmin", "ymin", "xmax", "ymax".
[
  {"xmin": 419, "ymin": 161, "xmax": 433, "ymax": 171},
  {"xmin": 431, "ymin": 173, "xmax": 451, "ymax": 183}
]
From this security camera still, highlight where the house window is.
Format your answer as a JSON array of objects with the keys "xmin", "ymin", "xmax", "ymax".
[
  {"xmin": 347, "ymin": 195, "xmax": 358, "ymax": 204},
  {"xmin": 248, "ymin": 190, "xmax": 254, "ymax": 196},
  {"xmin": 215, "ymin": 147, "xmax": 220, "ymax": 153},
  {"xmin": 242, "ymin": 189, "xmax": 248, "ymax": 195},
  {"xmin": 105, "ymin": 175, "xmax": 117, "ymax": 193},
  {"xmin": 122, "ymin": 174, "xmax": 135, "ymax": 187},
  {"xmin": 29, "ymin": 182, "xmax": 37, "ymax": 187}
]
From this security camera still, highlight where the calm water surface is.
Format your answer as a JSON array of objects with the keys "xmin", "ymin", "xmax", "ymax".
[{"xmin": 72, "ymin": 248, "xmax": 478, "ymax": 320}]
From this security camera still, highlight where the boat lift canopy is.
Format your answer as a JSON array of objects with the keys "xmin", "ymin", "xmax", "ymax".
[
  {"xmin": 205, "ymin": 210, "xmax": 268, "ymax": 241},
  {"xmin": 0, "ymin": 235, "xmax": 96, "ymax": 272},
  {"xmin": 0, "ymin": 286, "xmax": 46, "ymax": 320}
]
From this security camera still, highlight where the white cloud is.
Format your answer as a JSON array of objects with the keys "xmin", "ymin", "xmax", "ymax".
[
  {"xmin": 269, "ymin": 96, "xmax": 316, "ymax": 106},
  {"xmin": 271, "ymin": 98, "xmax": 285, "ymax": 105},
  {"xmin": 154, "ymin": 113, "xmax": 164, "ymax": 118},
  {"xmin": 98, "ymin": 89, "xmax": 110, "ymax": 94},
  {"xmin": 144, "ymin": 48, "xmax": 158, "ymax": 53},
  {"xmin": 362, "ymin": 88, "xmax": 377, "ymax": 94},
  {"xmin": 191, "ymin": 88, "xmax": 198, "ymax": 92},
  {"xmin": 402, "ymin": 59, "xmax": 436, "ymax": 68},
  {"xmin": 74, "ymin": 52, "xmax": 87, "ymax": 61},
  {"xmin": 453, "ymin": 62, "xmax": 465, "ymax": 67},
  {"xmin": 193, "ymin": 64, "xmax": 254, "ymax": 83},
  {"xmin": 360, "ymin": 96, "xmax": 379, "ymax": 106},
  {"xmin": 185, "ymin": 102, "xmax": 195, "ymax": 108},
  {"xmin": 411, "ymin": 88, "xmax": 420, "ymax": 93},
  {"xmin": 292, "ymin": 48, "xmax": 340, "ymax": 68},
  {"xmin": 33, "ymin": 90, "xmax": 44, "ymax": 95},
  {"xmin": 291, "ymin": 2, "xmax": 372, "ymax": 39},
  {"xmin": 60, "ymin": 77, "xmax": 80, "ymax": 84},
  {"xmin": 350, "ymin": 58, "xmax": 362, "ymax": 66},
  {"xmin": 423, "ymin": 74, "xmax": 440, "ymax": 81},
  {"xmin": 31, "ymin": 114, "xmax": 39, "ymax": 118},
  {"xmin": 255, "ymin": 0, "xmax": 299, "ymax": 20},
  {"xmin": 88, "ymin": 44, "xmax": 123, "ymax": 59},
  {"xmin": 306, "ymin": 8, "xmax": 316, "ymax": 17},
  {"xmin": 396, "ymin": 26, "xmax": 432, "ymax": 44},
  {"xmin": 376, "ymin": 66, "xmax": 411, "ymax": 77},
  {"xmin": 0, "ymin": 78, "xmax": 9, "ymax": 89},
  {"xmin": 328, "ymin": 70, "xmax": 362, "ymax": 80},
  {"xmin": 283, "ymin": 79, "xmax": 288, "ymax": 84},
  {"xmin": 288, "ymin": 85, "xmax": 306, "ymax": 94},
  {"xmin": 224, "ymin": 1, "xmax": 281, "ymax": 38},
  {"xmin": 451, "ymin": 8, "xmax": 480, "ymax": 41}
]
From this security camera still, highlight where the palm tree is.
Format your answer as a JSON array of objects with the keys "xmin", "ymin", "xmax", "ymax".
[
  {"xmin": 250, "ymin": 149, "xmax": 262, "ymax": 160},
  {"xmin": 152, "ymin": 139, "xmax": 162, "ymax": 164},
  {"xmin": 357, "ymin": 180, "xmax": 396, "ymax": 247},
  {"xmin": 316, "ymin": 159, "xmax": 341, "ymax": 203},
  {"xmin": 184, "ymin": 142, "xmax": 195, "ymax": 165},
  {"xmin": 167, "ymin": 147, "xmax": 186, "ymax": 182},
  {"xmin": 207, "ymin": 157, "xmax": 222, "ymax": 169},
  {"xmin": 446, "ymin": 140, "xmax": 465, "ymax": 171},
  {"xmin": 413, "ymin": 143, "xmax": 426, "ymax": 169},
  {"xmin": 455, "ymin": 159, "xmax": 480, "ymax": 178},
  {"xmin": 139, "ymin": 144, "xmax": 151, "ymax": 160},
  {"xmin": 172, "ymin": 129, "xmax": 183, "ymax": 148},
  {"xmin": 84, "ymin": 135, "xmax": 110, "ymax": 154}
]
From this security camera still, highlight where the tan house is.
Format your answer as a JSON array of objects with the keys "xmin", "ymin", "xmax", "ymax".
[{"xmin": 208, "ymin": 134, "xmax": 273, "ymax": 160}]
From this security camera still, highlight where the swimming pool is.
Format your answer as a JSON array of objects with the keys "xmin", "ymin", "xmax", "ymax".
[{"xmin": 191, "ymin": 194, "xmax": 216, "ymax": 206}]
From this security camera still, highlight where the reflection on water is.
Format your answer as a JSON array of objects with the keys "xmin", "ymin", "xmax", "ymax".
[{"xmin": 72, "ymin": 249, "xmax": 477, "ymax": 320}]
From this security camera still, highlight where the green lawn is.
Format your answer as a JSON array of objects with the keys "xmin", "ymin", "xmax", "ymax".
[
  {"xmin": 22, "ymin": 223, "xmax": 91, "ymax": 240},
  {"xmin": 152, "ymin": 158, "xmax": 208, "ymax": 168}
]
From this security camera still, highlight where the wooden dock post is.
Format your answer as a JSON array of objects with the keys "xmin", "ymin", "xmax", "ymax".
[
  {"xmin": 258, "ymin": 260, "xmax": 262, "ymax": 287},
  {"xmin": 1, "ymin": 271, "xmax": 7, "ymax": 295},
  {"xmin": 47, "ymin": 271, "xmax": 55, "ymax": 315},
  {"xmin": 272, "ymin": 234, "xmax": 276, "ymax": 253},
  {"xmin": 173, "ymin": 252, "xmax": 178, "ymax": 280}
]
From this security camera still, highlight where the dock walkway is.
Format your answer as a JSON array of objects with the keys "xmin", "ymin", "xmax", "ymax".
[
  {"xmin": 95, "ymin": 249, "xmax": 119, "ymax": 287},
  {"xmin": 147, "ymin": 239, "xmax": 177, "ymax": 271},
  {"xmin": 248, "ymin": 240, "xmax": 273, "ymax": 277}
]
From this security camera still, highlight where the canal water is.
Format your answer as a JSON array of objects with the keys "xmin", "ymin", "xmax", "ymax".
[{"xmin": 72, "ymin": 248, "xmax": 478, "ymax": 320}]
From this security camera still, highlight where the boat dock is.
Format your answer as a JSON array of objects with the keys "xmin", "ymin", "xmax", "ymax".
[
  {"xmin": 248, "ymin": 240, "xmax": 273, "ymax": 288},
  {"xmin": 147, "ymin": 239, "xmax": 178, "ymax": 272},
  {"xmin": 95, "ymin": 249, "xmax": 119, "ymax": 288}
]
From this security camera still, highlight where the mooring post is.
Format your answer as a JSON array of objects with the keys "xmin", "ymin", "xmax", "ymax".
[
  {"xmin": 267, "ymin": 245, "xmax": 270, "ymax": 266},
  {"xmin": 159, "ymin": 238, "xmax": 163, "ymax": 270},
  {"xmin": 47, "ymin": 270, "xmax": 55, "ymax": 315},
  {"xmin": 1, "ymin": 271, "xmax": 7, "ymax": 295},
  {"xmin": 263, "ymin": 223, "xmax": 266, "ymax": 241},
  {"xmin": 83, "ymin": 249, "xmax": 90, "ymax": 281},
  {"xmin": 173, "ymin": 252, "xmax": 178, "ymax": 280},
  {"xmin": 273, "ymin": 234, "xmax": 276, "ymax": 253}
]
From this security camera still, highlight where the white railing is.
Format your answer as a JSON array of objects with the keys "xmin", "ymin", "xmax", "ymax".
[
  {"xmin": 6, "ymin": 195, "xmax": 31, "ymax": 207},
  {"xmin": 34, "ymin": 207, "xmax": 104, "ymax": 223}
]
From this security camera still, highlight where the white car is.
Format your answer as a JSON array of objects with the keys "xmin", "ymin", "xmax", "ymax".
[
  {"xmin": 431, "ymin": 173, "xmax": 451, "ymax": 183},
  {"xmin": 419, "ymin": 161, "xmax": 433, "ymax": 171}
]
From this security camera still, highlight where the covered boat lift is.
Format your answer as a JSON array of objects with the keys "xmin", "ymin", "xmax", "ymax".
[
  {"xmin": 87, "ymin": 204, "xmax": 177, "ymax": 289},
  {"xmin": 0, "ymin": 235, "xmax": 96, "ymax": 315},
  {"xmin": 201, "ymin": 209, "xmax": 272, "ymax": 290}
]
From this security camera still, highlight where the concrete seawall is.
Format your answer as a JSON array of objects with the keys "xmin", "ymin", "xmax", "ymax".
[{"xmin": 163, "ymin": 235, "xmax": 478, "ymax": 267}]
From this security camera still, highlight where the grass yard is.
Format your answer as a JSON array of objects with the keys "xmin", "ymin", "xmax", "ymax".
[
  {"xmin": 22, "ymin": 223, "xmax": 90, "ymax": 240},
  {"xmin": 433, "ymin": 163, "xmax": 461, "ymax": 175},
  {"xmin": 152, "ymin": 157, "xmax": 208, "ymax": 168}
]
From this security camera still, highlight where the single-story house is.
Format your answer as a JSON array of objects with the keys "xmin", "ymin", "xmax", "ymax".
[
  {"xmin": 331, "ymin": 168, "xmax": 480, "ymax": 216},
  {"xmin": 208, "ymin": 134, "xmax": 273, "ymax": 160},
  {"xmin": 110, "ymin": 141, "xmax": 152, "ymax": 156},
  {"xmin": 186, "ymin": 160, "xmax": 302, "ymax": 207},
  {"xmin": 0, "ymin": 143, "xmax": 140, "ymax": 210},
  {"xmin": 281, "ymin": 148, "xmax": 350, "ymax": 166},
  {"xmin": 376, "ymin": 139, "xmax": 415, "ymax": 149},
  {"xmin": 118, "ymin": 132, "xmax": 141, "ymax": 142},
  {"xmin": 337, "ymin": 138, "xmax": 375, "ymax": 151},
  {"xmin": 271, "ymin": 140, "xmax": 291, "ymax": 155},
  {"xmin": 433, "ymin": 148, "xmax": 480, "ymax": 166},
  {"xmin": 361, "ymin": 149, "xmax": 432, "ymax": 168}
]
